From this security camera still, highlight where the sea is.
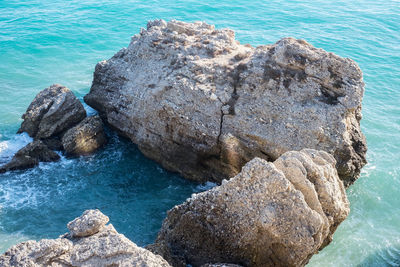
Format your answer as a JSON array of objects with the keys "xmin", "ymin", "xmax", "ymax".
[{"xmin": 0, "ymin": 0, "xmax": 399, "ymax": 266}]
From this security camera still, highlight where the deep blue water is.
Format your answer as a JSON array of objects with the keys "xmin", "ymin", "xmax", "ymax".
[{"xmin": 0, "ymin": 1, "xmax": 399, "ymax": 266}]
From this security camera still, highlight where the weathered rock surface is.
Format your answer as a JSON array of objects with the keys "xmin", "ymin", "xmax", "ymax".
[
  {"xmin": 0, "ymin": 209, "xmax": 171, "ymax": 267},
  {"xmin": 67, "ymin": 209, "xmax": 109, "ymax": 237},
  {"xmin": 18, "ymin": 84, "xmax": 86, "ymax": 139},
  {"xmin": 2, "ymin": 85, "xmax": 108, "ymax": 173},
  {"xmin": 62, "ymin": 115, "xmax": 107, "ymax": 156},
  {"xmin": 85, "ymin": 19, "xmax": 366, "ymax": 186},
  {"xmin": 149, "ymin": 149, "xmax": 349, "ymax": 267},
  {"xmin": 0, "ymin": 140, "xmax": 60, "ymax": 173}
]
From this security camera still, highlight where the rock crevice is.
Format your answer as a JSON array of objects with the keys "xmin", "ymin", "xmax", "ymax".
[{"xmin": 85, "ymin": 19, "xmax": 367, "ymax": 186}]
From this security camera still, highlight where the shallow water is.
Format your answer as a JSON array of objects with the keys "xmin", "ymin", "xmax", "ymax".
[{"xmin": 0, "ymin": 0, "xmax": 399, "ymax": 266}]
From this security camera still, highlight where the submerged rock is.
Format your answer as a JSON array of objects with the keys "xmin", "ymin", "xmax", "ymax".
[
  {"xmin": 149, "ymin": 149, "xmax": 349, "ymax": 267},
  {"xmin": 84, "ymin": 20, "xmax": 366, "ymax": 186},
  {"xmin": 0, "ymin": 209, "xmax": 171, "ymax": 267},
  {"xmin": 61, "ymin": 115, "xmax": 107, "ymax": 156},
  {"xmin": 18, "ymin": 84, "xmax": 86, "ymax": 139},
  {"xmin": 0, "ymin": 140, "xmax": 60, "ymax": 173}
]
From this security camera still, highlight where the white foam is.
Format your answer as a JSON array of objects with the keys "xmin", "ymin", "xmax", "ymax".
[
  {"xmin": 0, "ymin": 133, "xmax": 32, "ymax": 164},
  {"xmin": 195, "ymin": 181, "xmax": 217, "ymax": 192}
]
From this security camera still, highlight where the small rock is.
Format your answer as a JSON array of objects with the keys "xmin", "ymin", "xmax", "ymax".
[
  {"xmin": 61, "ymin": 115, "xmax": 107, "ymax": 156},
  {"xmin": 0, "ymin": 140, "xmax": 60, "ymax": 173},
  {"xmin": 0, "ymin": 209, "xmax": 171, "ymax": 267},
  {"xmin": 67, "ymin": 209, "xmax": 109, "ymax": 237},
  {"xmin": 18, "ymin": 84, "xmax": 86, "ymax": 139}
]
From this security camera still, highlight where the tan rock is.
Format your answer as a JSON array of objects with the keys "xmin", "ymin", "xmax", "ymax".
[
  {"xmin": 149, "ymin": 149, "xmax": 349, "ymax": 267},
  {"xmin": 61, "ymin": 115, "xmax": 107, "ymax": 156},
  {"xmin": 67, "ymin": 209, "xmax": 109, "ymax": 237}
]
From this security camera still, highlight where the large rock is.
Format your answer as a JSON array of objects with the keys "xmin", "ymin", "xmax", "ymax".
[
  {"xmin": 149, "ymin": 149, "xmax": 349, "ymax": 267},
  {"xmin": 18, "ymin": 84, "xmax": 86, "ymax": 139},
  {"xmin": 84, "ymin": 20, "xmax": 366, "ymax": 186},
  {"xmin": 61, "ymin": 115, "xmax": 107, "ymax": 156},
  {"xmin": 0, "ymin": 140, "xmax": 60, "ymax": 173},
  {"xmin": 0, "ymin": 209, "xmax": 171, "ymax": 267}
]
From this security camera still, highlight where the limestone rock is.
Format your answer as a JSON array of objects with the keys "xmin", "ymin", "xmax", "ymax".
[
  {"xmin": 0, "ymin": 140, "xmax": 60, "ymax": 173},
  {"xmin": 0, "ymin": 209, "xmax": 171, "ymax": 267},
  {"xmin": 149, "ymin": 149, "xmax": 349, "ymax": 267},
  {"xmin": 61, "ymin": 115, "xmax": 107, "ymax": 156},
  {"xmin": 67, "ymin": 209, "xmax": 109, "ymax": 237},
  {"xmin": 84, "ymin": 20, "xmax": 367, "ymax": 186},
  {"xmin": 18, "ymin": 84, "xmax": 86, "ymax": 139}
]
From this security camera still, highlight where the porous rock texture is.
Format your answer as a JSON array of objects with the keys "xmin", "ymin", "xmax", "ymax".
[
  {"xmin": 61, "ymin": 115, "xmax": 107, "ymax": 156},
  {"xmin": 0, "ymin": 140, "xmax": 60, "ymax": 173},
  {"xmin": 18, "ymin": 84, "xmax": 87, "ymax": 139},
  {"xmin": 149, "ymin": 149, "xmax": 349, "ymax": 267},
  {"xmin": 84, "ymin": 19, "xmax": 367, "ymax": 186},
  {"xmin": 0, "ymin": 209, "xmax": 171, "ymax": 267}
]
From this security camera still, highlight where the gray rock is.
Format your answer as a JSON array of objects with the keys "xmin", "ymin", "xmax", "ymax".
[
  {"xmin": 84, "ymin": 20, "xmax": 366, "ymax": 186},
  {"xmin": 0, "ymin": 140, "xmax": 60, "ymax": 173},
  {"xmin": 61, "ymin": 115, "xmax": 107, "ymax": 156},
  {"xmin": 18, "ymin": 84, "xmax": 86, "ymax": 139},
  {"xmin": 149, "ymin": 149, "xmax": 349, "ymax": 267},
  {"xmin": 0, "ymin": 209, "xmax": 171, "ymax": 267},
  {"xmin": 67, "ymin": 209, "xmax": 109, "ymax": 237}
]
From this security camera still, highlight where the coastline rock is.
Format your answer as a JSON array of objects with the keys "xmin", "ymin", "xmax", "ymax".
[
  {"xmin": 149, "ymin": 149, "xmax": 349, "ymax": 267},
  {"xmin": 18, "ymin": 84, "xmax": 86, "ymax": 139},
  {"xmin": 67, "ymin": 209, "xmax": 109, "ymax": 237},
  {"xmin": 0, "ymin": 140, "xmax": 60, "ymax": 173},
  {"xmin": 0, "ymin": 209, "xmax": 171, "ymax": 267},
  {"xmin": 61, "ymin": 115, "xmax": 107, "ymax": 156},
  {"xmin": 84, "ymin": 19, "xmax": 366, "ymax": 186}
]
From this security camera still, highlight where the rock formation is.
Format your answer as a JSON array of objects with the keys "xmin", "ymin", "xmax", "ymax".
[
  {"xmin": 149, "ymin": 149, "xmax": 349, "ymax": 267},
  {"xmin": 0, "ymin": 140, "xmax": 60, "ymax": 173},
  {"xmin": 62, "ymin": 115, "xmax": 107, "ymax": 156},
  {"xmin": 0, "ymin": 209, "xmax": 171, "ymax": 267},
  {"xmin": 1, "ymin": 85, "xmax": 107, "ymax": 173},
  {"xmin": 18, "ymin": 84, "xmax": 86, "ymax": 139},
  {"xmin": 85, "ymin": 19, "xmax": 367, "ymax": 186}
]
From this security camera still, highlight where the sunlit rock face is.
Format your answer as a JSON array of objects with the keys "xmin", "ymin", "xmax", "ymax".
[
  {"xmin": 85, "ymin": 19, "xmax": 367, "ymax": 186},
  {"xmin": 62, "ymin": 115, "xmax": 107, "ymax": 156},
  {"xmin": 149, "ymin": 149, "xmax": 349, "ymax": 267}
]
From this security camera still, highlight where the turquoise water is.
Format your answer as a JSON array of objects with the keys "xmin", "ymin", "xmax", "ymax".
[{"xmin": 0, "ymin": 0, "xmax": 399, "ymax": 266}]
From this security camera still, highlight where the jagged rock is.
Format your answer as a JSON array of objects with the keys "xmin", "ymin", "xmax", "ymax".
[
  {"xmin": 61, "ymin": 115, "xmax": 107, "ymax": 156},
  {"xmin": 0, "ymin": 209, "xmax": 171, "ymax": 267},
  {"xmin": 149, "ymin": 149, "xmax": 349, "ymax": 267},
  {"xmin": 18, "ymin": 84, "xmax": 86, "ymax": 139},
  {"xmin": 84, "ymin": 19, "xmax": 366, "ymax": 186},
  {"xmin": 0, "ymin": 140, "xmax": 60, "ymax": 173}
]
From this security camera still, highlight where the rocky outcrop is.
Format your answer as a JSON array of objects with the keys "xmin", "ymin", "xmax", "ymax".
[
  {"xmin": 1, "ymin": 85, "xmax": 108, "ymax": 173},
  {"xmin": 84, "ymin": 19, "xmax": 367, "ymax": 186},
  {"xmin": 62, "ymin": 115, "xmax": 107, "ymax": 156},
  {"xmin": 0, "ymin": 140, "xmax": 60, "ymax": 173},
  {"xmin": 0, "ymin": 209, "xmax": 171, "ymax": 267},
  {"xmin": 18, "ymin": 84, "xmax": 86, "ymax": 139},
  {"xmin": 149, "ymin": 149, "xmax": 349, "ymax": 267}
]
